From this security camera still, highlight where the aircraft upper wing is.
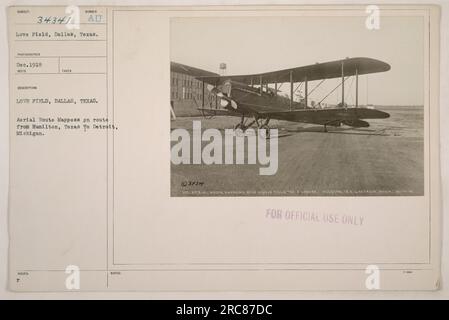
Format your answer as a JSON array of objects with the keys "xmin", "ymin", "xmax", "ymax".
[
  {"xmin": 196, "ymin": 57, "xmax": 390, "ymax": 86},
  {"xmin": 171, "ymin": 61, "xmax": 219, "ymax": 78}
]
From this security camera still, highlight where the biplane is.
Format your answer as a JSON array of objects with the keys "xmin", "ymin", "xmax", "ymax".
[{"xmin": 190, "ymin": 57, "xmax": 391, "ymax": 134}]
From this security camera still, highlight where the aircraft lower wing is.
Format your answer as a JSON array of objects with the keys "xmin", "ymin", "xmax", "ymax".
[
  {"xmin": 259, "ymin": 107, "xmax": 390, "ymax": 125},
  {"xmin": 196, "ymin": 106, "xmax": 389, "ymax": 128},
  {"xmin": 197, "ymin": 108, "xmax": 239, "ymax": 116}
]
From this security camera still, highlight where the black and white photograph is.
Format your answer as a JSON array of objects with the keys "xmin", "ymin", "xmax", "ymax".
[
  {"xmin": 170, "ymin": 15, "xmax": 424, "ymax": 197},
  {"xmin": 3, "ymin": 4, "xmax": 443, "ymax": 296}
]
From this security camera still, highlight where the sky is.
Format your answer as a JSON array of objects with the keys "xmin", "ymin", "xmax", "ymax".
[{"xmin": 171, "ymin": 15, "xmax": 424, "ymax": 106}]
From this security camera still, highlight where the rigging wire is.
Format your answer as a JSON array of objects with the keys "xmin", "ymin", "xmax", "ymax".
[
  {"xmin": 318, "ymin": 76, "xmax": 350, "ymax": 105},
  {"xmin": 293, "ymin": 82, "xmax": 303, "ymax": 95},
  {"xmin": 308, "ymin": 79, "xmax": 326, "ymax": 96}
]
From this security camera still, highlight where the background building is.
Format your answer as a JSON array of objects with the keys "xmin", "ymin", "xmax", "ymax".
[{"xmin": 170, "ymin": 62, "xmax": 219, "ymax": 117}]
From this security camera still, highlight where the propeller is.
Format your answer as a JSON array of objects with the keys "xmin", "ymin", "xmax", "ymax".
[
  {"xmin": 206, "ymin": 84, "xmax": 238, "ymax": 110},
  {"xmin": 207, "ymin": 84, "xmax": 219, "ymax": 95}
]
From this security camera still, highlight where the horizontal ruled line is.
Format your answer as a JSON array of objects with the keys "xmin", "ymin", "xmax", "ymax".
[
  {"xmin": 15, "ymin": 72, "xmax": 106, "ymax": 75},
  {"xmin": 15, "ymin": 56, "xmax": 106, "ymax": 58},
  {"xmin": 14, "ymin": 39, "xmax": 106, "ymax": 42}
]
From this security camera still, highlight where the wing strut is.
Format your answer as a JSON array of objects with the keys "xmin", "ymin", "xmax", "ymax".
[
  {"xmin": 355, "ymin": 67, "xmax": 358, "ymax": 108},
  {"xmin": 341, "ymin": 61, "xmax": 345, "ymax": 106},
  {"xmin": 290, "ymin": 70, "xmax": 293, "ymax": 110},
  {"xmin": 201, "ymin": 80, "xmax": 205, "ymax": 107},
  {"xmin": 305, "ymin": 76, "xmax": 308, "ymax": 108}
]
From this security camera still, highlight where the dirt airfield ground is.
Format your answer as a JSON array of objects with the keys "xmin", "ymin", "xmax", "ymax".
[{"xmin": 170, "ymin": 106, "xmax": 424, "ymax": 197}]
